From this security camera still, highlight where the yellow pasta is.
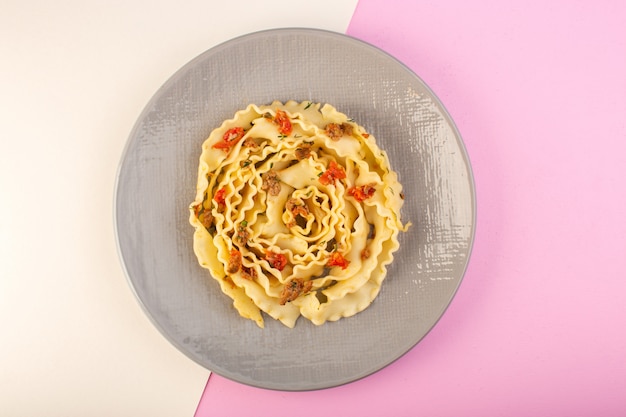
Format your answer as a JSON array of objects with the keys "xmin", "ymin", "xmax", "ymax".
[{"xmin": 189, "ymin": 101, "xmax": 410, "ymax": 328}]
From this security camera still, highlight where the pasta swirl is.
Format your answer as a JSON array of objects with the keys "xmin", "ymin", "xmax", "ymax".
[{"xmin": 190, "ymin": 101, "xmax": 409, "ymax": 328}]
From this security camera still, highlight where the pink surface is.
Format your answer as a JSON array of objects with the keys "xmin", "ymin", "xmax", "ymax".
[{"xmin": 196, "ymin": 1, "xmax": 626, "ymax": 415}]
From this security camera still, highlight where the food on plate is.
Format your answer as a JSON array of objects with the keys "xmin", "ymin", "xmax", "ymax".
[{"xmin": 190, "ymin": 101, "xmax": 410, "ymax": 328}]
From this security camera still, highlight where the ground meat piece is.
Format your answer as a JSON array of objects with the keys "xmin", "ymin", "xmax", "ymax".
[
  {"xmin": 324, "ymin": 122, "xmax": 353, "ymax": 140},
  {"xmin": 235, "ymin": 227, "xmax": 249, "ymax": 245},
  {"xmin": 262, "ymin": 169, "xmax": 281, "ymax": 196},
  {"xmin": 241, "ymin": 266, "xmax": 257, "ymax": 280},
  {"xmin": 360, "ymin": 248, "xmax": 371, "ymax": 260},
  {"xmin": 242, "ymin": 137, "xmax": 258, "ymax": 148},
  {"xmin": 295, "ymin": 143, "xmax": 312, "ymax": 160},
  {"xmin": 285, "ymin": 198, "xmax": 309, "ymax": 218},
  {"xmin": 198, "ymin": 210, "xmax": 214, "ymax": 229},
  {"xmin": 226, "ymin": 249, "xmax": 242, "ymax": 274},
  {"xmin": 279, "ymin": 278, "xmax": 313, "ymax": 305}
]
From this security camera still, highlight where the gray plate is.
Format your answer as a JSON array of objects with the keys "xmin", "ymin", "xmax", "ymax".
[{"xmin": 114, "ymin": 28, "xmax": 475, "ymax": 391}]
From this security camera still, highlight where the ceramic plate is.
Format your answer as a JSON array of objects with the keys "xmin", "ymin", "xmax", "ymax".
[{"xmin": 114, "ymin": 28, "xmax": 475, "ymax": 391}]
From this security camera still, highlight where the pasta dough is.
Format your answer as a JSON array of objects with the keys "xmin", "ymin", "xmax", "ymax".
[{"xmin": 189, "ymin": 101, "xmax": 410, "ymax": 328}]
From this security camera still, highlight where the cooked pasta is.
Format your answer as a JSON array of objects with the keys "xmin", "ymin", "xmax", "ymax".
[{"xmin": 189, "ymin": 101, "xmax": 410, "ymax": 328}]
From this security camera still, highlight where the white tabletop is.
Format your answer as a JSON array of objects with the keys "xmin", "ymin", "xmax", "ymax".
[{"xmin": 0, "ymin": 1, "xmax": 357, "ymax": 415}]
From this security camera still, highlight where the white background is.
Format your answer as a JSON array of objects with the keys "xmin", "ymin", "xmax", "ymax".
[{"xmin": 0, "ymin": 1, "xmax": 357, "ymax": 415}]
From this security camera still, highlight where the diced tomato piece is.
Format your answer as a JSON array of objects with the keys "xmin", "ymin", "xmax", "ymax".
[
  {"xmin": 213, "ymin": 187, "xmax": 226, "ymax": 206},
  {"xmin": 327, "ymin": 251, "xmax": 350, "ymax": 269},
  {"xmin": 274, "ymin": 109, "xmax": 292, "ymax": 135},
  {"xmin": 318, "ymin": 160, "xmax": 346, "ymax": 185},
  {"xmin": 347, "ymin": 184, "xmax": 376, "ymax": 202},
  {"xmin": 212, "ymin": 127, "xmax": 245, "ymax": 152},
  {"xmin": 265, "ymin": 250, "xmax": 288, "ymax": 271}
]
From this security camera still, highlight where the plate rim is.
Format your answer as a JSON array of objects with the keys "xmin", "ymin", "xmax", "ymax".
[{"xmin": 113, "ymin": 27, "xmax": 477, "ymax": 391}]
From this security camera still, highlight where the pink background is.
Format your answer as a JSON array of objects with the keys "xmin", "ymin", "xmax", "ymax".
[{"xmin": 196, "ymin": 1, "xmax": 626, "ymax": 415}]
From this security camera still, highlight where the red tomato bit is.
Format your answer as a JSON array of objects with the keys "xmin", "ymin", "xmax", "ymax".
[
  {"xmin": 265, "ymin": 250, "xmax": 288, "ymax": 271},
  {"xmin": 212, "ymin": 127, "xmax": 245, "ymax": 152},
  {"xmin": 213, "ymin": 187, "xmax": 227, "ymax": 208},
  {"xmin": 347, "ymin": 184, "xmax": 376, "ymax": 202},
  {"xmin": 327, "ymin": 251, "xmax": 350, "ymax": 270},
  {"xmin": 318, "ymin": 160, "xmax": 346, "ymax": 185},
  {"xmin": 274, "ymin": 109, "xmax": 293, "ymax": 135}
]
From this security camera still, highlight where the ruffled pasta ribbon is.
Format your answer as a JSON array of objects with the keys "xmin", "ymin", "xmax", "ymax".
[{"xmin": 190, "ymin": 101, "xmax": 409, "ymax": 328}]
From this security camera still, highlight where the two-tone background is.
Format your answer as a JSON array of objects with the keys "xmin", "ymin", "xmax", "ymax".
[{"xmin": 2, "ymin": 1, "xmax": 625, "ymax": 415}]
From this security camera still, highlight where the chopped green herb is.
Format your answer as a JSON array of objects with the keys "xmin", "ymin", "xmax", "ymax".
[
  {"xmin": 241, "ymin": 220, "xmax": 248, "ymax": 227},
  {"xmin": 304, "ymin": 102, "xmax": 313, "ymax": 110},
  {"xmin": 278, "ymin": 134, "xmax": 287, "ymax": 139}
]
